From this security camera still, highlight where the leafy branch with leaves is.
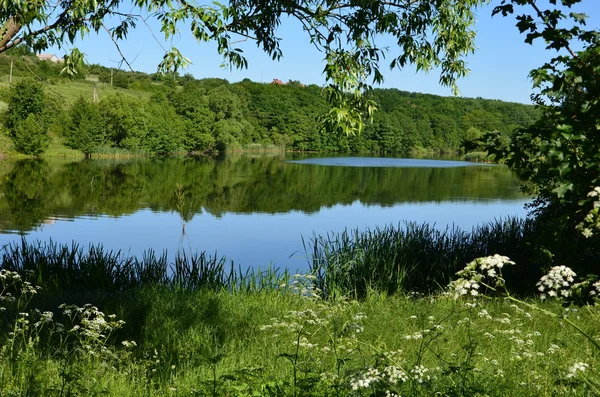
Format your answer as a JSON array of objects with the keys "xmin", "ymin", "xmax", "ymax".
[
  {"xmin": 1, "ymin": 0, "xmax": 484, "ymax": 134},
  {"xmin": 486, "ymin": 0, "xmax": 599, "ymax": 248}
]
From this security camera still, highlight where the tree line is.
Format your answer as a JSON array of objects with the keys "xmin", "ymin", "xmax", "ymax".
[{"xmin": 0, "ymin": 64, "xmax": 539, "ymax": 157}]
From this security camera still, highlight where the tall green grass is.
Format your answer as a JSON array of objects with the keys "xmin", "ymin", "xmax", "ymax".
[
  {"xmin": 307, "ymin": 217, "xmax": 543, "ymax": 298},
  {"xmin": 2, "ymin": 284, "xmax": 598, "ymax": 397},
  {"xmin": 1, "ymin": 217, "xmax": 546, "ymax": 297},
  {"xmin": 0, "ymin": 239, "xmax": 288, "ymax": 293},
  {"xmin": 0, "ymin": 231, "xmax": 598, "ymax": 395}
]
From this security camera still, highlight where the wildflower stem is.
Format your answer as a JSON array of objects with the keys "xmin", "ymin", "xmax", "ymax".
[
  {"xmin": 581, "ymin": 378, "xmax": 600, "ymax": 396},
  {"xmin": 505, "ymin": 295, "xmax": 600, "ymax": 352}
]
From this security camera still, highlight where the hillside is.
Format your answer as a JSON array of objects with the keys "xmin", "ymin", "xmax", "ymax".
[{"xmin": 0, "ymin": 53, "xmax": 539, "ymax": 157}]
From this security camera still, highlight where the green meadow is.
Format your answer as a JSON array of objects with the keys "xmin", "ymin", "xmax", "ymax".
[
  {"xmin": 0, "ymin": 237, "xmax": 598, "ymax": 396},
  {"xmin": 1, "ymin": 272, "xmax": 599, "ymax": 396}
]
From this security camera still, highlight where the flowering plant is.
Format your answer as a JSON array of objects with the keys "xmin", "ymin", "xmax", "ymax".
[{"xmin": 447, "ymin": 255, "xmax": 515, "ymax": 299}]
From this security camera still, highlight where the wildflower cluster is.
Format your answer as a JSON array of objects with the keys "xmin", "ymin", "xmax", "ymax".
[
  {"xmin": 446, "ymin": 253, "xmax": 600, "ymax": 394},
  {"xmin": 259, "ymin": 302, "xmax": 365, "ymax": 352},
  {"xmin": 558, "ymin": 275, "xmax": 600, "ymax": 306},
  {"xmin": 0, "ymin": 269, "xmax": 40, "ymax": 311},
  {"xmin": 576, "ymin": 187, "xmax": 600, "ymax": 238},
  {"xmin": 259, "ymin": 307, "xmax": 326, "ymax": 334},
  {"xmin": 349, "ymin": 350, "xmax": 438, "ymax": 395},
  {"xmin": 591, "ymin": 280, "xmax": 600, "ymax": 297},
  {"xmin": 450, "ymin": 254, "xmax": 600, "ymax": 306},
  {"xmin": 349, "ymin": 348, "xmax": 410, "ymax": 393},
  {"xmin": 60, "ymin": 303, "xmax": 127, "ymax": 357},
  {"xmin": 448, "ymin": 255, "xmax": 515, "ymax": 298},
  {"xmin": 536, "ymin": 266, "xmax": 576, "ymax": 300},
  {"xmin": 259, "ymin": 300, "xmax": 368, "ymax": 394},
  {"xmin": 350, "ymin": 365, "xmax": 410, "ymax": 391},
  {"xmin": 279, "ymin": 273, "xmax": 323, "ymax": 300},
  {"xmin": 566, "ymin": 362, "xmax": 589, "ymax": 379}
]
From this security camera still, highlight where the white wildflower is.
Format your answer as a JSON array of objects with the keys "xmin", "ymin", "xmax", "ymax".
[
  {"xmin": 588, "ymin": 187, "xmax": 600, "ymax": 197},
  {"xmin": 448, "ymin": 255, "xmax": 515, "ymax": 299},
  {"xmin": 536, "ymin": 266, "xmax": 577, "ymax": 300},
  {"xmin": 404, "ymin": 332, "xmax": 423, "ymax": 340},
  {"xmin": 590, "ymin": 280, "xmax": 600, "ymax": 297},
  {"xmin": 351, "ymin": 368, "xmax": 382, "ymax": 390},
  {"xmin": 410, "ymin": 365, "xmax": 430, "ymax": 384},
  {"xmin": 547, "ymin": 344, "xmax": 560, "ymax": 354},
  {"xmin": 384, "ymin": 366, "xmax": 408, "ymax": 383},
  {"xmin": 566, "ymin": 362, "xmax": 589, "ymax": 378}
]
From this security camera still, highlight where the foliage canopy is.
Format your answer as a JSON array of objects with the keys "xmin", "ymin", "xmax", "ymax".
[
  {"xmin": 3, "ymin": 79, "xmax": 50, "ymax": 155},
  {"xmin": 0, "ymin": 0, "xmax": 484, "ymax": 134},
  {"xmin": 486, "ymin": 0, "xmax": 600, "ymax": 235}
]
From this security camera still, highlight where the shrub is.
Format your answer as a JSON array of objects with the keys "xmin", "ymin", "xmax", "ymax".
[
  {"xmin": 462, "ymin": 151, "xmax": 489, "ymax": 163},
  {"xmin": 4, "ymin": 79, "xmax": 46, "ymax": 130},
  {"xmin": 65, "ymin": 96, "xmax": 105, "ymax": 156},
  {"xmin": 11, "ymin": 114, "xmax": 50, "ymax": 155}
]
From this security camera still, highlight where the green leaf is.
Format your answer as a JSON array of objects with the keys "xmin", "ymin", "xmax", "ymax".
[{"xmin": 552, "ymin": 182, "xmax": 573, "ymax": 198}]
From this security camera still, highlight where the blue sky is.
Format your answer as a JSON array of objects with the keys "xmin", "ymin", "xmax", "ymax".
[{"xmin": 53, "ymin": 1, "xmax": 599, "ymax": 104}]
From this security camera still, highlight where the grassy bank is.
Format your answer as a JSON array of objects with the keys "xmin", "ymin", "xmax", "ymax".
[
  {"xmin": 0, "ymin": 76, "xmax": 153, "ymax": 105},
  {"xmin": 1, "ymin": 275, "xmax": 598, "ymax": 396}
]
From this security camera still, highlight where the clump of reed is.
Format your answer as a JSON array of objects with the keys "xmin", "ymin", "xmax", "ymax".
[
  {"xmin": 0, "ymin": 239, "xmax": 288, "ymax": 293},
  {"xmin": 307, "ymin": 217, "xmax": 544, "ymax": 299},
  {"xmin": 1, "ymin": 217, "xmax": 546, "ymax": 298}
]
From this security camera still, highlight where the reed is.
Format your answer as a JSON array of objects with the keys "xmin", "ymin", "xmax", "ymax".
[
  {"xmin": 0, "ymin": 239, "xmax": 290, "ymax": 293},
  {"xmin": 1, "ymin": 217, "xmax": 543, "ymax": 298},
  {"xmin": 307, "ymin": 217, "xmax": 542, "ymax": 298}
]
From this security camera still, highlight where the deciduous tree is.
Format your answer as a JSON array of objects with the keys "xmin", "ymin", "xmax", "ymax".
[
  {"xmin": 4, "ymin": 79, "xmax": 50, "ymax": 155},
  {"xmin": 486, "ymin": 0, "xmax": 599, "ymax": 273},
  {"xmin": 0, "ymin": 0, "xmax": 483, "ymax": 133},
  {"xmin": 488, "ymin": 0, "xmax": 599, "ymax": 227}
]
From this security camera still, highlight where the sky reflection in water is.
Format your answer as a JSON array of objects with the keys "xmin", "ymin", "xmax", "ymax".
[
  {"xmin": 12, "ymin": 200, "xmax": 528, "ymax": 272},
  {"xmin": 0, "ymin": 156, "xmax": 528, "ymax": 271}
]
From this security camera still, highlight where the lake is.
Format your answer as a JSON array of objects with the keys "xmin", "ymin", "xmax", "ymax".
[{"xmin": 0, "ymin": 154, "xmax": 529, "ymax": 271}]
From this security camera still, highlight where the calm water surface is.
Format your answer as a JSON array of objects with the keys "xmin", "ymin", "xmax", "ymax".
[{"xmin": 0, "ymin": 155, "xmax": 529, "ymax": 271}]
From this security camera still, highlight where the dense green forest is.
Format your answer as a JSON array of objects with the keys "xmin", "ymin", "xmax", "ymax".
[{"xmin": 0, "ymin": 51, "xmax": 539, "ymax": 156}]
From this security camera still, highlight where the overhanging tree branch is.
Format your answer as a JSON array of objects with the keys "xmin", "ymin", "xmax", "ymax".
[
  {"xmin": 0, "ymin": 17, "xmax": 22, "ymax": 49},
  {"xmin": 0, "ymin": 0, "xmax": 484, "ymax": 135}
]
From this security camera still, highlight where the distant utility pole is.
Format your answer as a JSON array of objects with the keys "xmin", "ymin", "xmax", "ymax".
[
  {"xmin": 110, "ymin": 68, "xmax": 113, "ymax": 87},
  {"xmin": 9, "ymin": 59, "xmax": 13, "ymax": 84},
  {"xmin": 93, "ymin": 82, "xmax": 98, "ymax": 103}
]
